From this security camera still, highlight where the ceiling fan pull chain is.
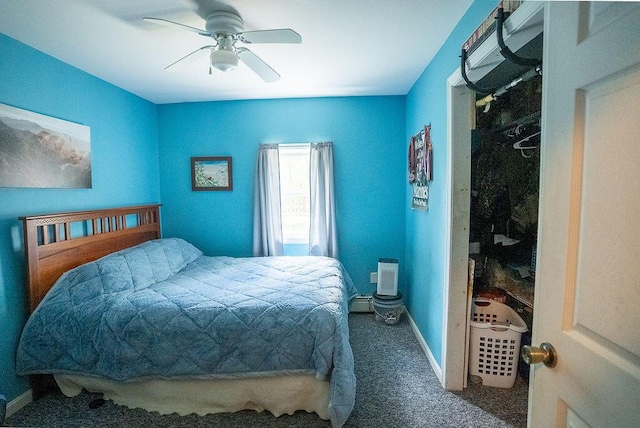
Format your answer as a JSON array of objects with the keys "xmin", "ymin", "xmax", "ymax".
[{"xmin": 209, "ymin": 65, "xmax": 212, "ymax": 75}]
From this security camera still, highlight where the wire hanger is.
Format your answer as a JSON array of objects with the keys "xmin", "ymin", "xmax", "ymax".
[
  {"xmin": 512, "ymin": 131, "xmax": 540, "ymax": 150},
  {"xmin": 512, "ymin": 131, "xmax": 540, "ymax": 158}
]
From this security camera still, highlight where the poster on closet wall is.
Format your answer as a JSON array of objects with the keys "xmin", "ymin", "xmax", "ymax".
[{"xmin": 408, "ymin": 125, "xmax": 433, "ymax": 210}]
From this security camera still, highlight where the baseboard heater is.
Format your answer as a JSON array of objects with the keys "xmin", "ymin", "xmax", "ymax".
[{"xmin": 349, "ymin": 295, "xmax": 373, "ymax": 313}]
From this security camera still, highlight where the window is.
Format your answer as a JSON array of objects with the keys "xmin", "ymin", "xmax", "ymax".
[
  {"xmin": 278, "ymin": 144, "xmax": 310, "ymax": 245},
  {"xmin": 254, "ymin": 142, "xmax": 336, "ymax": 258}
]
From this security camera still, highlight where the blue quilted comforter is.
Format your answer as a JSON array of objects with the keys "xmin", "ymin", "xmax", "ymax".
[{"xmin": 17, "ymin": 238, "xmax": 358, "ymax": 427}]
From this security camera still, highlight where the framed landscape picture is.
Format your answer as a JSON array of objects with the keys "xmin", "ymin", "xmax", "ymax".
[
  {"xmin": 191, "ymin": 156, "xmax": 233, "ymax": 191},
  {"xmin": 0, "ymin": 103, "xmax": 92, "ymax": 188}
]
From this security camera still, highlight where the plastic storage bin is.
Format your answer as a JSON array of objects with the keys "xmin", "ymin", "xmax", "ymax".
[
  {"xmin": 373, "ymin": 292, "xmax": 404, "ymax": 324},
  {"xmin": 469, "ymin": 298, "xmax": 528, "ymax": 388}
]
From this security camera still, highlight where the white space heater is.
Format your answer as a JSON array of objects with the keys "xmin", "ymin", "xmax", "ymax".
[{"xmin": 377, "ymin": 258, "xmax": 399, "ymax": 296}]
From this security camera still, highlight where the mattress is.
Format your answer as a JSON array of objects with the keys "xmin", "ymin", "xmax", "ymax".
[{"xmin": 17, "ymin": 238, "xmax": 358, "ymax": 427}]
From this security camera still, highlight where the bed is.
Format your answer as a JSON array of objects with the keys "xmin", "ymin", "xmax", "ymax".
[{"xmin": 16, "ymin": 205, "xmax": 357, "ymax": 427}]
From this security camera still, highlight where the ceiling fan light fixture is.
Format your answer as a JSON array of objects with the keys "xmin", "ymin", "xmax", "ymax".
[
  {"xmin": 210, "ymin": 48, "xmax": 238, "ymax": 72},
  {"xmin": 146, "ymin": 10, "xmax": 301, "ymax": 82}
]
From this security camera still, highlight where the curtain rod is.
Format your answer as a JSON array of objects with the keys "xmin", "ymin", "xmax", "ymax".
[
  {"xmin": 276, "ymin": 143, "xmax": 309, "ymax": 149},
  {"xmin": 277, "ymin": 142, "xmax": 332, "ymax": 148}
]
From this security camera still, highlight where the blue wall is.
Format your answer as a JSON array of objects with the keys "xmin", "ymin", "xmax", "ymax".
[
  {"xmin": 0, "ymin": 35, "xmax": 160, "ymax": 402},
  {"xmin": 404, "ymin": 0, "xmax": 497, "ymax": 366},
  {"xmin": 1, "ymin": 0, "xmax": 493, "ymax": 405},
  {"xmin": 157, "ymin": 97, "xmax": 407, "ymax": 293}
]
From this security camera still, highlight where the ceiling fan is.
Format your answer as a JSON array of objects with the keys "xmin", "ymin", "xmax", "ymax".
[{"xmin": 143, "ymin": 10, "xmax": 301, "ymax": 83}]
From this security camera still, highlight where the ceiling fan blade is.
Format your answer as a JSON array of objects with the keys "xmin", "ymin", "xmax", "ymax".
[
  {"xmin": 165, "ymin": 45, "xmax": 214, "ymax": 72},
  {"xmin": 238, "ymin": 29, "xmax": 302, "ymax": 44},
  {"xmin": 143, "ymin": 17, "xmax": 211, "ymax": 37},
  {"xmin": 237, "ymin": 48, "xmax": 280, "ymax": 83}
]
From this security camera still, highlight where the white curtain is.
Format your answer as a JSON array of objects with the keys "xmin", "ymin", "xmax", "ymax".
[
  {"xmin": 309, "ymin": 142, "xmax": 338, "ymax": 258},
  {"xmin": 253, "ymin": 144, "xmax": 283, "ymax": 256}
]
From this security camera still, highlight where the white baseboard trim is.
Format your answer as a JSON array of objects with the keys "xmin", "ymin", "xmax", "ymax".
[
  {"xmin": 6, "ymin": 389, "xmax": 32, "ymax": 418},
  {"xmin": 406, "ymin": 311, "xmax": 443, "ymax": 384}
]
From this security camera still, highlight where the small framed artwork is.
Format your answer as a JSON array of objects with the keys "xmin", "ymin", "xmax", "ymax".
[{"xmin": 191, "ymin": 156, "xmax": 233, "ymax": 191}]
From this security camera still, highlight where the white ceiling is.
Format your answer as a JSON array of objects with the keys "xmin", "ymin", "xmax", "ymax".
[{"xmin": 0, "ymin": 0, "xmax": 473, "ymax": 104}]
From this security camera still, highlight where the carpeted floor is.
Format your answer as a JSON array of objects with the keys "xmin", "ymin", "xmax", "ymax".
[{"xmin": 5, "ymin": 313, "xmax": 528, "ymax": 427}]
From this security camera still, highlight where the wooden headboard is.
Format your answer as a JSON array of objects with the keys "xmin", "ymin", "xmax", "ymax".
[{"xmin": 19, "ymin": 204, "xmax": 161, "ymax": 313}]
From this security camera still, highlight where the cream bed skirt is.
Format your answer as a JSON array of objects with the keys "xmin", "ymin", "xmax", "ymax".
[{"xmin": 54, "ymin": 373, "xmax": 330, "ymax": 420}]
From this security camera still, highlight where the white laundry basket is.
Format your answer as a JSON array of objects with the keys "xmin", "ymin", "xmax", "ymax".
[{"xmin": 469, "ymin": 298, "xmax": 528, "ymax": 388}]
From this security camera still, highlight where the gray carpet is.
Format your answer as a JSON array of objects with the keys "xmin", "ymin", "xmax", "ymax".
[{"xmin": 5, "ymin": 313, "xmax": 528, "ymax": 427}]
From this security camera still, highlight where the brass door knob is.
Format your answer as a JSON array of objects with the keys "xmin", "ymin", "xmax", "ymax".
[{"xmin": 521, "ymin": 342, "xmax": 557, "ymax": 368}]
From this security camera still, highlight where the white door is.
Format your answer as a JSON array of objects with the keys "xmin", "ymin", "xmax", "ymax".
[{"xmin": 530, "ymin": 2, "xmax": 640, "ymax": 426}]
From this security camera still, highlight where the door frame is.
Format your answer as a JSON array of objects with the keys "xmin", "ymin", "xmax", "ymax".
[{"xmin": 441, "ymin": 1, "xmax": 545, "ymax": 390}]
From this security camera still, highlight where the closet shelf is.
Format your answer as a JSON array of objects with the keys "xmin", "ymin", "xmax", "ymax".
[
  {"xmin": 483, "ymin": 258, "xmax": 534, "ymax": 310},
  {"xmin": 502, "ymin": 286, "xmax": 534, "ymax": 310}
]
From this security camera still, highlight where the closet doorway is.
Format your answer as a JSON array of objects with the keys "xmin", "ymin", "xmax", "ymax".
[
  {"xmin": 444, "ymin": 3, "xmax": 640, "ymax": 426},
  {"xmin": 441, "ymin": 0, "xmax": 544, "ymax": 395},
  {"xmin": 469, "ymin": 47, "xmax": 541, "ymax": 393}
]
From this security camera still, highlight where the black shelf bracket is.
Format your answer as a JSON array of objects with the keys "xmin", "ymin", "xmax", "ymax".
[
  {"xmin": 496, "ymin": 7, "xmax": 541, "ymax": 67},
  {"xmin": 461, "ymin": 6, "xmax": 542, "ymax": 101},
  {"xmin": 461, "ymin": 47, "xmax": 495, "ymax": 95}
]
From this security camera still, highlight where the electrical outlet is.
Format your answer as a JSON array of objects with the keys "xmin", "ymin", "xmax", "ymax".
[{"xmin": 370, "ymin": 272, "xmax": 378, "ymax": 283}]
